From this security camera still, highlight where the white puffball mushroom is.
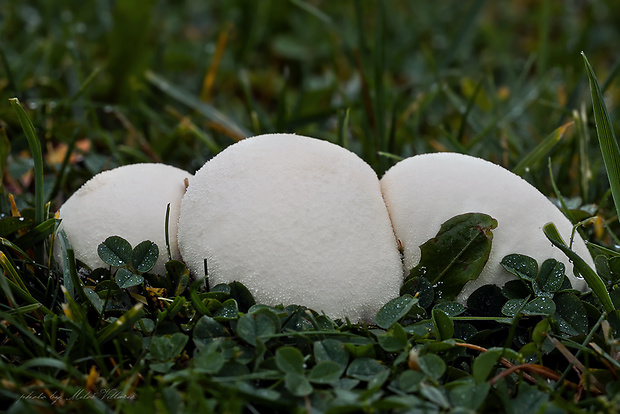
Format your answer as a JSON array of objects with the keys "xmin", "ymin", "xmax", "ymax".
[
  {"xmin": 380, "ymin": 152, "xmax": 593, "ymax": 302},
  {"xmin": 177, "ymin": 133, "xmax": 403, "ymax": 322},
  {"xmin": 57, "ymin": 163, "xmax": 192, "ymax": 274}
]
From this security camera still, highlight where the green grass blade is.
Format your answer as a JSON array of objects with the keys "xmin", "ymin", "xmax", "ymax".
[
  {"xmin": 512, "ymin": 123, "xmax": 570, "ymax": 176},
  {"xmin": 543, "ymin": 222, "xmax": 614, "ymax": 313},
  {"xmin": 582, "ymin": 52, "xmax": 620, "ymax": 221},
  {"xmin": 338, "ymin": 108, "xmax": 350, "ymax": 149},
  {"xmin": 290, "ymin": 0, "xmax": 334, "ymax": 25},
  {"xmin": 96, "ymin": 303, "xmax": 144, "ymax": 345},
  {"xmin": 145, "ymin": 70, "xmax": 250, "ymax": 140},
  {"xmin": 9, "ymin": 98, "xmax": 45, "ymax": 226},
  {"xmin": 0, "ymin": 252, "xmax": 17, "ymax": 306}
]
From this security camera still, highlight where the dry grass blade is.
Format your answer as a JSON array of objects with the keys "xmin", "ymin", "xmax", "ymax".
[{"xmin": 547, "ymin": 335, "xmax": 606, "ymax": 394}]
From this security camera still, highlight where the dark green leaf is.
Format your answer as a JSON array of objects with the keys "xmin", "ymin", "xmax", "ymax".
[
  {"xmin": 284, "ymin": 372, "xmax": 313, "ymax": 397},
  {"xmin": 98, "ymin": 236, "xmax": 132, "ymax": 267},
  {"xmin": 501, "ymin": 280, "xmax": 532, "ymax": 300},
  {"xmin": 397, "ymin": 370, "xmax": 425, "ymax": 393},
  {"xmin": 149, "ymin": 333, "xmax": 188, "ymax": 361},
  {"xmin": 166, "ymin": 260, "xmax": 190, "ymax": 296},
  {"xmin": 194, "ymin": 342, "xmax": 225, "ymax": 374},
  {"xmin": 537, "ymin": 259, "xmax": 565, "ymax": 293},
  {"xmin": 228, "ymin": 281, "xmax": 256, "ymax": 312},
  {"xmin": 14, "ymin": 218, "xmax": 59, "ymax": 250},
  {"xmin": 433, "ymin": 302, "xmax": 465, "ymax": 317},
  {"xmin": 553, "ymin": 292, "xmax": 588, "ymax": 336},
  {"xmin": 467, "ymin": 285, "xmax": 506, "ymax": 316},
  {"xmin": 418, "ymin": 353, "xmax": 446, "ymax": 380},
  {"xmin": 0, "ymin": 216, "xmax": 33, "ymax": 237},
  {"xmin": 510, "ymin": 383, "xmax": 548, "ymax": 414},
  {"xmin": 532, "ymin": 319, "xmax": 550, "ymax": 345},
  {"xmin": 608, "ymin": 256, "xmax": 620, "ymax": 283},
  {"xmin": 419, "ymin": 383, "xmax": 450, "ymax": 409},
  {"xmin": 131, "ymin": 240, "xmax": 159, "ymax": 273},
  {"xmin": 193, "ymin": 316, "xmax": 229, "ymax": 349},
  {"xmin": 376, "ymin": 295, "xmax": 417, "ymax": 329},
  {"xmin": 115, "ymin": 268, "xmax": 144, "ymax": 288},
  {"xmin": 408, "ymin": 213, "xmax": 497, "ymax": 301},
  {"xmin": 308, "ymin": 361, "xmax": 344, "ymax": 384},
  {"xmin": 83, "ymin": 287, "xmax": 103, "ymax": 314},
  {"xmin": 213, "ymin": 299, "xmax": 239, "ymax": 321},
  {"xmin": 448, "ymin": 380, "xmax": 490, "ymax": 410},
  {"xmin": 377, "ymin": 322, "xmax": 408, "ymax": 352},
  {"xmin": 346, "ymin": 358, "xmax": 388, "ymax": 381},
  {"xmin": 236, "ymin": 311, "xmax": 276, "ymax": 346},
  {"xmin": 522, "ymin": 297, "xmax": 556, "ymax": 316},
  {"xmin": 150, "ymin": 361, "xmax": 175, "ymax": 374},
  {"xmin": 502, "ymin": 298, "xmax": 528, "ymax": 317},
  {"xmin": 431, "ymin": 308, "xmax": 454, "ymax": 340},
  {"xmin": 399, "ymin": 276, "xmax": 434, "ymax": 308},
  {"xmin": 249, "ymin": 307, "xmax": 282, "ymax": 333},
  {"xmin": 501, "ymin": 254, "xmax": 538, "ymax": 283},
  {"xmin": 472, "ymin": 349, "xmax": 502, "ymax": 382},
  {"xmin": 275, "ymin": 346, "xmax": 305, "ymax": 375},
  {"xmin": 314, "ymin": 339, "xmax": 349, "ymax": 368}
]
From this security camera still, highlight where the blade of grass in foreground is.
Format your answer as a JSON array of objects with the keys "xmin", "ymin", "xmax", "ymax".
[
  {"xmin": 9, "ymin": 98, "xmax": 44, "ymax": 226},
  {"xmin": 582, "ymin": 52, "xmax": 620, "ymax": 221}
]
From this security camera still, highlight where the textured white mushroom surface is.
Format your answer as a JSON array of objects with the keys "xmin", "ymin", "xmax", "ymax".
[
  {"xmin": 177, "ymin": 133, "xmax": 403, "ymax": 322},
  {"xmin": 57, "ymin": 163, "xmax": 191, "ymax": 274},
  {"xmin": 380, "ymin": 152, "xmax": 593, "ymax": 302}
]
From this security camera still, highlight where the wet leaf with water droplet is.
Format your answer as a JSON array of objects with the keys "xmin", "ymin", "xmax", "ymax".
[
  {"xmin": 115, "ymin": 268, "xmax": 144, "ymax": 288},
  {"xmin": 0, "ymin": 216, "xmax": 33, "ymax": 237},
  {"xmin": 406, "ymin": 213, "xmax": 497, "ymax": 302},
  {"xmin": 131, "ymin": 240, "xmax": 159, "ymax": 273},
  {"xmin": 536, "ymin": 258, "xmax": 565, "ymax": 293},
  {"xmin": 400, "ymin": 276, "xmax": 434, "ymax": 308},
  {"xmin": 376, "ymin": 295, "xmax": 418, "ymax": 329},
  {"xmin": 553, "ymin": 292, "xmax": 587, "ymax": 336},
  {"xmin": 522, "ymin": 296, "xmax": 556, "ymax": 316},
  {"xmin": 501, "ymin": 298, "xmax": 528, "ymax": 317},
  {"xmin": 501, "ymin": 254, "xmax": 538, "ymax": 283},
  {"xmin": 433, "ymin": 302, "xmax": 465, "ymax": 317},
  {"xmin": 98, "ymin": 236, "xmax": 132, "ymax": 267}
]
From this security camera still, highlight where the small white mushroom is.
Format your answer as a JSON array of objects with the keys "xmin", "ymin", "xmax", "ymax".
[
  {"xmin": 380, "ymin": 152, "xmax": 593, "ymax": 302},
  {"xmin": 56, "ymin": 163, "xmax": 192, "ymax": 274},
  {"xmin": 177, "ymin": 133, "xmax": 403, "ymax": 322}
]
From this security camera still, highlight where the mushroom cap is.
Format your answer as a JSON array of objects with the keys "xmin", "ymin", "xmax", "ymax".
[
  {"xmin": 380, "ymin": 152, "xmax": 593, "ymax": 302},
  {"xmin": 177, "ymin": 133, "xmax": 403, "ymax": 322},
  {"xmin": 57, "ymin": 163, "xmax": 191, "ymax": 274}
]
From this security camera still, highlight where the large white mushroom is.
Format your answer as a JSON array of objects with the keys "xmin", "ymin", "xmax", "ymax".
[
  {"xmin": 56, "ymin": 163, "xmax": 191, "ymax": 274},
  {"xmin": 177, "ymin": 133, "xmax": 403, "ymax": 322},
  {"xmin": 380, "ymin": 152, "xmax": 593, "ymax": 302}
]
